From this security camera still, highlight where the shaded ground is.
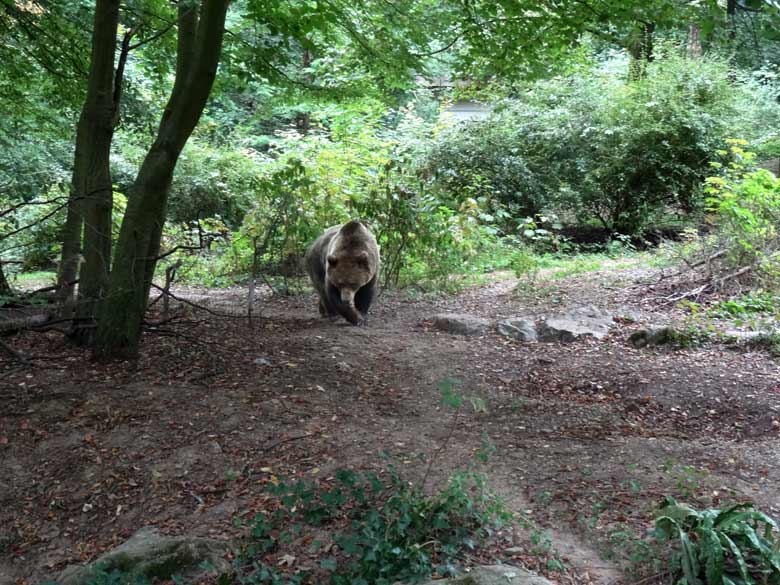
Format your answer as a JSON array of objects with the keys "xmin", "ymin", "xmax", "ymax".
[{"xmin": 1, "ymin": 261, "xmax": 779, "ymax": 585}]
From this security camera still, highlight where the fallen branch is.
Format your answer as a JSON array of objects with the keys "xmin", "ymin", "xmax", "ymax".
[
  {"xmin": 0, "ymin": 313, "xmax": 50, "ymax": 334},
  {"xmin": 25, "ymin": 279, "xmax": 77, "ymax": 297},
  {"xmin": 149, "ymin": 283, "xmax": 245, "ymax": 319},
  {"xmin": 0, "ymin": 338, "xmax": 29, "ymax": 363},
  {"xmin": 155, "ymin": 245, "xmax": 203, "ymax": 261},
  {"xmin": 258, "ymin": 433, "xmax": 312, "ymax": 455},
  {"xmin": 714, "ymin": 264, "xmax": 753, "ymax": 288},
  {"xmin": 664, "ymin": 263, "xmax": 755, "ymax": 305}
]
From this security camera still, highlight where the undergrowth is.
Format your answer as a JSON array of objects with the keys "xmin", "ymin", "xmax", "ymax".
[
  {"xmin": 232, "ymin": 465, "xmax": 509, "ymax": 585},
  {"xmin": 655, "ymin": 498, "xmax": 780, "ymax": 585}
]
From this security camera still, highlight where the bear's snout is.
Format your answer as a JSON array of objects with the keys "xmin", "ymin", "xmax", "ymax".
[{"xmin": 340, "ymin": 288, "xmax": 356, "ymax": 305}]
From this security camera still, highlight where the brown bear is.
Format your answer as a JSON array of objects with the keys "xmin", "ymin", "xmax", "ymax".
[{"xmin": 304, "ymin": 220, "xmax": 380, "ymax": 325}]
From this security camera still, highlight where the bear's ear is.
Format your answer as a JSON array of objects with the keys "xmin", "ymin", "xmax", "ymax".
[{"xmin": 327, "ymin": 254, "xmax": 338, "ymax": 266}]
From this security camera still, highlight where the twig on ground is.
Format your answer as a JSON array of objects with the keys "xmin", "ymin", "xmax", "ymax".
[
  {"xmin": 0, "ymin": 338, "xmax": 29, "ymax": 363},
  {"xmin": 421, "ymin": 403, "xmax": 461, "ymax": 492},
  {"xmin": 628, "ymin": 572, "xmax": 670, "ymax": 585},
  {"xmin": 258, "ymin": 432, "xmax": 312, "ymax": 455}
]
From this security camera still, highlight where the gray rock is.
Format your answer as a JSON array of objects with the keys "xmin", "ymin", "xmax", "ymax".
[
  {"xmin": 253, "ymin": 356, "xmax": 272, "ymax": 366},
  {"xmin": 723, "ymin": 330, "xmax": 776, "ymax": 342},
  {"xmin": 497, "ymin": 319, "xmax": 537, "ymax": 342},
  {"xmin": 402, "ymin": 565, "xmax": 553, "ymax": 585},
  {"xmin": 432, "ymin": 314, "xmax": 491, "ymax": 336},
  {"xmin": 629, "ymin": 327, "xmax": 675, "ymax": 348},
  {"xmin": 538, "ymin": 306, "xmax": 613, "ymax": 342},
  {"xmin": 56, "ymin": 527, "xmax": 231, "ymax": 585}
]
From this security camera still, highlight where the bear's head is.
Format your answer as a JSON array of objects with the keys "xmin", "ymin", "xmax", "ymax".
[{"xmin": 326, "ymin": 251, "xmax": 372, "ymax": 307}]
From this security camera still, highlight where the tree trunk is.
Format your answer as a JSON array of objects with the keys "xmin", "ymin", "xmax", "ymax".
[
  {"xmin": 57, "ymin": 0, "xmax": 120, "ymax": 343},
  {"xmin": 93, "ymin": 0, "xmax": 229, "ymax": 360},
  {"xmin": 56, "ymin": 198, "xmax": 83, "ymax": 313},
  {"xmin": 726, "ymin": 0, "xmax": 738, "ymax": 68},
  {"xmin": 0, "ymin": 263, "xmax": 11, "ymax": 296},
  {"xmin": 727, "ymin": 0, "xmax": 737, "ymax": 36},
  {"xmin": 687, "ymin": 23, "xmax": 702, "ymax": 58},
  {"xmin": 296, "ymin": 49, "xmax": 312, "ymax": 133}
]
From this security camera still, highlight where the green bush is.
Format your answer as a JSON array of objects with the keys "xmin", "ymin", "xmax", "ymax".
[
  {"xmin": 169, "ymin": 104, "xmax": 505, "ymax": 291},
  {"xmin": 709, "ymin": 292, "xmax": 780, "ymax": 319},
  {"xmin": 655, "ymin": 497, "xmax": 780, "ymax": 585},
  {"xmin": 423, "ymin": 51, "xmax": 780, "ymax": 235},
  {"xmin": 704, "ymin": 143, "xmax": 780, "ymax": 287},
  {"xmin": 234, "ymin": 465, "xmax": 508, "ymax": 585}
]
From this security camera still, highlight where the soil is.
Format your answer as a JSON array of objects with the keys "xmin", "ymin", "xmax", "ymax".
[{"xmin": 1, "ymin": 262, "xmax": 779, "ymax": 585}]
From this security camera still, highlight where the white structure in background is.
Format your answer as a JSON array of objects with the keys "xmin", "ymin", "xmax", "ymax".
[
  {"xmin": 441, "ymin": 99, "xmax": 492, "ymax": 122},
  {"xmin": 417, "ymin": 75, "xmax": 492, "ymax": 123}
]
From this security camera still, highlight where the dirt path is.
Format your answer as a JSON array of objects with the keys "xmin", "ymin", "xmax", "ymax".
[{"xmin": 2, "ymin": 264, "xmax": 779, "ymax": 584}]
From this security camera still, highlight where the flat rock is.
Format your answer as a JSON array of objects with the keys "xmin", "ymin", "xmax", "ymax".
[
  {"xmin": 538, "ymin": 305, "xmax": 613, "ymax": 342},
  {"xmin": 431, "ymin": 314, "xmax": 491, "ymax": 336},
  {"xmin": 724, "ymin": 330, "xmax": 777, "ymax": 342},
  {"xmin": 497, "ymin": 318, "xmax": 537, "ymax": 342},
  {"xmin": 402, "ymin": 565, "xmax": 553, "ymax": 585},
  {"xmin": 56, "ymin": 526, "xmax": 231, "ymax": 585}
]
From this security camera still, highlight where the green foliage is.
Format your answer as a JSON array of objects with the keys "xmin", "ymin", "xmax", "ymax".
[
  {"xmin": 1, "ymin": 187, "xmax": 68, "ymax": 271},
  {"xmin": 234, "ymin": 465, "xmax": 508, "ymax": 585},
  {"xmin": 516, "ymin": 215, "xmax": 570, "ymax": 254},
  {"xmin": 165, "ymin": 102, "xmax": 507, "ymax": 291},
  {"xmin": 424, "ymin": 52, "xmax": 779, "ymax": 235},
  {"xmin": 655, "ymin": 498, "xmax": 780, "ymax": 585},
  {"xmin": 709, "ymin": 292, "xmax": 780, "ymax": 320},
  {"xmin": 509, "ymin": 247, "xmax": 540, "ymax": 282},
  {"xmin": 85, "ymin": 567, "xmax": 152, "ymax": 585},
  {"xmin": 704, "ymin": 142, "xmax": 780, "ymax": 286}
]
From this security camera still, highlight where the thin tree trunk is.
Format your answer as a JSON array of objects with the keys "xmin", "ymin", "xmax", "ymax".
[
  {"xmin": 56, "ymin": 194, "xmax": 83, "ymax": 313},
  {"xmin": 297, "ymin": 48, "xmax": 312, "ymax": 133},
  {"xmin": 727, "ymin": 0, "xmax": 737, "ymax": 37},
  {"xmin": 93, "ymin": 0, "xmax": 230, "ymax": 360},
  {"xmin": 687, "ymin": 23, "xmax": 702, "ymax": 58},
  {"xmin": 58, "ymin": 0, "xmax": 120, "ymax": 342},
  {"xmin": 0, "ymin": 263, "xmax": 11, "ymax": 296},
  {"xmin": 726, "ymin": 0, "xmax": 738, "ymax": 69}
]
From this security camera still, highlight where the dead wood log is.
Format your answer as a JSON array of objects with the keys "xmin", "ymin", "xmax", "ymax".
[{"xmin": 0, "ymin": 313, "xmax": 50, "ymax": 334}]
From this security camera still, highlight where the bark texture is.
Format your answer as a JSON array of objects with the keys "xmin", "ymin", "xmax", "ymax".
[
  {"xmin": 94, "ymin": 0, "xmax": 230, "ymax": 359},
  {"xmin": 57, "ymin": 0, "xmax": 120, "ymax": 340},
  {"xmin": 687, "ymin": 23, "xmax": 702, "ymax": 58},
  {"xmin": 0, "ymin": 264, "xmax": 11, "ymax": 296}
]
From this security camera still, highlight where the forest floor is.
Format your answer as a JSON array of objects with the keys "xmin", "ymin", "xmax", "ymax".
[{"xmin": 2, "ymin": 259, "xmax": 780, "ymax": 585}]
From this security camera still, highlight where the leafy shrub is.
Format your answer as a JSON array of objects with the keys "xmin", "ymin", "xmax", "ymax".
[
  {"xmin": 516, "ymin": 214, "xmax": 571, "ymax": 254},
  {"xmin": 234, "ymin": 465, "xmax": 508, "ymax": 585},
  {"xmin": 655, "ymin": 498, "xmax": 780, "ymax": 585},
  {"xmin": 704, "ymin": 142, "xmax": 780, "ymax": 287},
  {"xmin": 709, "ymin": 292, "xmax": 780, "ymax": 319},
  {"xmin": 424, "ymin": 52, "xmax": 780, "ymax": 235},
  {"xmin": 170, "ymin": 105, "xmax": 506, "ymax": 292}
]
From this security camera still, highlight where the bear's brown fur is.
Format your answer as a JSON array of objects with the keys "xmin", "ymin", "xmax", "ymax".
[{"xmin": 304, "ymin": 220, "xmax": 380, "ymax": 325}]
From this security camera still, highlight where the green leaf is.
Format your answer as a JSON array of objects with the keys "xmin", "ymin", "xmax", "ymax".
[
  {"xmin": 696, "ymin": 526, "xmax": 724, "ymax": 585},
  {"xmin": 439, "ymin": 378, "xmax": 463, "ymax": 409},
  {"xmin": 720, "ymin": 533, "xmax": 754, "ymax": 585},
  {"xmin": 320, "ymin": 557, "xmax": 338, "ymax": 571},
  {"xmin": 679, "ymin": 528, "xmax": 703, "ymax": 585}
]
